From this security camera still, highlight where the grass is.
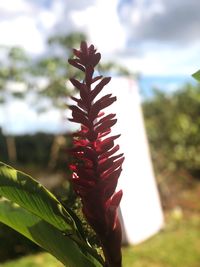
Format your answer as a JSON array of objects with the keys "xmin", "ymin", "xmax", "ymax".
[
  {"xmin": 1, "ymin": 214, "xmax": 200, "ymax": 267},
  {"xmin": 122, "ymin": 214, "xmax": 200, "ymax": 267}
]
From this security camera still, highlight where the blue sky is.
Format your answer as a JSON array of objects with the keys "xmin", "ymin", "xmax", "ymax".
[{"xmin": 0, "ymin": 0, "xmax": 199, "ymax": 133}]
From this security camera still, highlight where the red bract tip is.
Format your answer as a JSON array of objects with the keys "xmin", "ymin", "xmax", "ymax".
[{"xmin": 68, "ymin": 42, "xmax": 124, "ymax": 267}]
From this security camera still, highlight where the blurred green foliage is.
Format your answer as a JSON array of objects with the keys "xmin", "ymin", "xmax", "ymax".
[
  {"xmin": 0, "ymin": 46, "xmax": 31, "ymax": 101},
  {"xmin": 0, "ymin": 132, "xmax": 70, "ymax": 169},
  {"xmin": 143, "ymin": 83, "xmax": 200, "ymax": 178}
]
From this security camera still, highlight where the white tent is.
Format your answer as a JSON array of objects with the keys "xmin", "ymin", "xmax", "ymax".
[{"xmin": 106, "ymin": 77, "xmax": 164, "ymax": 244}]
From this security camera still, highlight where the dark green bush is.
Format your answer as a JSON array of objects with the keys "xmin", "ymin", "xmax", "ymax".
[{"xmin": 142, "ymin": 83, "xmax": 200, "ymax": 179}]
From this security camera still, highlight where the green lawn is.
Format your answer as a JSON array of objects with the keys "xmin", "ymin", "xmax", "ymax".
[
  {"xmin": 122, "ymin": 214, "xmax": 200, "ymax": 267},
  {"xmin": 1, "ymin": 214, "xmax": 200, "ymax": 267}
]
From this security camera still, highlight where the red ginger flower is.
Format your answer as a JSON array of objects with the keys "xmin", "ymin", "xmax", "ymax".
[{"xmin": 68, "ymin": 41, "xmax": 124, "ymax": 267}]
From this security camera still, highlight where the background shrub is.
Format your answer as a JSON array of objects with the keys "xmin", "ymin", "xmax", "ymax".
[{"xmin": 142, "ymin": 83, "xmax": 200, "ymax": 179}]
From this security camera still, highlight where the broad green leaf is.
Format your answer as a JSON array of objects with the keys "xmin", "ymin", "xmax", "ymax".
[
  {"xmin": 192, "ymin": 70, "xmax": 200, "ymax": 81},
  {"xmin": 0, "ymin": 198, "xmax": 103, "ymax": 267},
  {"xmin": 0, "ymin": 162, "xmax": 104, "ymax": 266},
  {"xmin": 0, "ymin": 162, "xmax": 75, "ymax": 233}
]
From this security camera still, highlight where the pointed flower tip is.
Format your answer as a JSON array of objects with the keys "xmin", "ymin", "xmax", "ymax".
[
  {"xmin": 80, "ymin": 41, "xmax": 88, "ymax": 52},
  {"xmin": 114, "ymin": 189, "xmax": 123, "ymax": 203}
]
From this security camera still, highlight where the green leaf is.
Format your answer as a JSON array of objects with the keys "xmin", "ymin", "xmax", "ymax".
[
  {"xmin": 192, "ymin": 70, "xmax": 200, "ymax": 81},
  {"xmin": 0, "ymin": 161, "xmax": 75, "ymax": 233},
  {"xmin": 0, "ymin": 198, "xmax": 102, "ymax": 267},
  {"xmin": 0, "ymin": 161, "xmax": 104, "ymax": 266}
]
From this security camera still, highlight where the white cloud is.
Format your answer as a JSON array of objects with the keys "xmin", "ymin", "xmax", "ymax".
[
  {"xmin": 0, "ymin": 99, "xmax": 69, "ymax": 135},
  {"xmin": 71, "ymin": 0, "xmax": 126, "ymax": 55},
  {"xmin": 6, "ymin": 81, "xmax": 27, "ymax": 93},
  {"xmin": 0, "ymin": 0, "xmax": 64, "ymax": 55},
  {"xmin": 0, "ymin": 0, "xmax": 32, "ymax": 16},
  {"xmin": 119, "ymin": 0, "xmax": 200, "ymax": 45},
  {"xmin": 118, "ymin": 42, "xmax": 200, "ymax": 76},
  {"xmin": 38, "ymin": 10, "xmax": 57, "ymax": 30},
  {"xmin": 1, "ymin": 100, "xmax": 37, "ymax": 134},
  {"xmin": 0, "ymin": 16, "xmax": 45, "ymax": 54}
]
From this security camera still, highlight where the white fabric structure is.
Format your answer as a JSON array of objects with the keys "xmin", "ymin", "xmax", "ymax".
[{"xmin": 105, "ymin": 77, "xmax": 164, "ymax": 245}]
